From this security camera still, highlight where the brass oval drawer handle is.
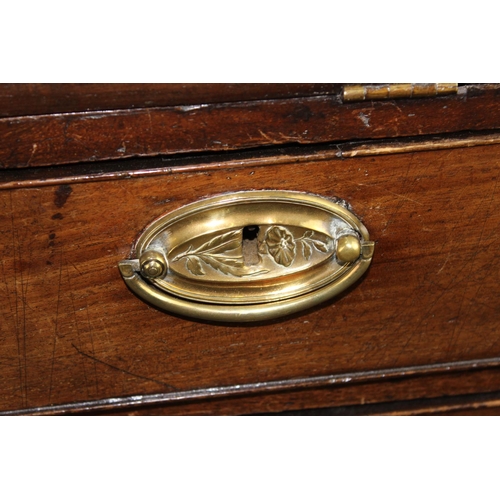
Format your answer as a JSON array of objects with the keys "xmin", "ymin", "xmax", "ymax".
[{"xmin": 119, "ymin": 191, "xmax": 374, "ymax": 322}]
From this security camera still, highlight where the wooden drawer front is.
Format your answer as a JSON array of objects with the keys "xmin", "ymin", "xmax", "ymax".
[
  {"xmin": 2, "ymin": 84, "xmax": 499, "ymax": 170},
  {"xmin": 1, "ymin": 143, "xmax": 499, "ymax": 414}
]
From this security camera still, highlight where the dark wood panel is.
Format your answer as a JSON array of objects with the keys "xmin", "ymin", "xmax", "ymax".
[
  {"xmin": 257, "ymin": 389, "xmax": 500, "ymax": 416},
  {"xmin": 427, "ymin": 407, "xmax": 500, "ymax": 415},
  {"xmin": 1, "ymin": 132, "xmax": 499, "ymax": 189},
  {"xmin": 6, "ymin": 360, "xmax": 500, "ymax": 415},
  {"xmin": 125, "ymin": 370, "xmax": 500, "ymax": 416},
  {"xmin": 0, "ymin": 83, "xmax": 342, "ymax": 118},
  {"xmin": 1, "ymin": 143, "xmax": 499, "ymax": 413},
  {"xmin": 1, "ymin": 85, "xmax": 499, "ymax": 169}
]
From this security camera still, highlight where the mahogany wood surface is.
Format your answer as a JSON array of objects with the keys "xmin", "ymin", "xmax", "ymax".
[
  {"xmin": 259, "ymin": 390, "xmax": 500, "ymax": 416},
  {"xmin": 1, "ymin": 84, "xmax": 499, "ymax": 170},
  {"xmin": 7, "ymin": 363, "xmax": 500, "ymax": 415},
  {"xmin": 0, "ymin": 84, "xmax": 342, "ymax": 118},
  {"xmin": 1, "ymin": 140, "xmax": 499, "ymax": 415}
]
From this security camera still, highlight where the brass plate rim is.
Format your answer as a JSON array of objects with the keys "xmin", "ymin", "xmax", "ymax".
[
  {"xmin": 134, "ymin": 190, "xmax": 370, "ymax": 253},
  {"xmin": 120, "ymin": 190, "xmax": 375, "ymax": 322},
  {"xmin": 120, "ymin": 252, "xmax": 373, "ymax": 322}
]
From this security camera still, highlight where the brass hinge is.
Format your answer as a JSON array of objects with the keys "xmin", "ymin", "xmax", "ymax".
[{"xmin": 343, "ymin": 83, "xmax": 458, "ymax": 102}]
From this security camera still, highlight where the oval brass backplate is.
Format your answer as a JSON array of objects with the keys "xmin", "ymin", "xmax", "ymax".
[{"xmin": 119, "ymin": 191, "xmax": 374, "ymax": 322}]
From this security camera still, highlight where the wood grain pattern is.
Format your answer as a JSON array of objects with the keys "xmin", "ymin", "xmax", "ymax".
[
  {"xmin": 1, "ymin": 131, "xmax": 499, "ymax": 191},
  {"xmin": 0, "ymin": 84, "xmax": 342, "ymax": 118},
  {"xmin": 4, "ymin": 360, "xmax": 500, "ymax": 415},
  {"xmin": 94, "ymin": 371, "xmax": 500, "ymax": 416},
  {"xmin": 0, "ymin": 141, "xmax": 499, "ymax": 414},
  {"xmin": 1, "ymin": 84, "xmax": 499, "ymax": 169}
]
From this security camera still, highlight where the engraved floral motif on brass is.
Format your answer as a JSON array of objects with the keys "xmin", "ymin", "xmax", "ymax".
[
  {"xmin": 171, "ymin": 229, "xmax": 267, "ymax": 277},
  {"xmin": 119, "ymin": 191, "xmax": 375, "ymax": 322},
  {"xmin": 262, "ymin": 226, "xmax": 329, "ymax": 267}
]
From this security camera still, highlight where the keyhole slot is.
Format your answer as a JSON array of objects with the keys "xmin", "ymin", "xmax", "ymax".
[
  {"xmin": 242, "ymin": 225, "xmax": 260, "ymax": 266},
  {"xmin": 242, "ymin": 225, "xmax": 259, "ymax": 241}
]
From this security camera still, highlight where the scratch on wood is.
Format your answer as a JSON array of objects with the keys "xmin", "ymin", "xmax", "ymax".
[
  {"xmin": 70, "ymin": 261, "xmax": 83, "ymax": 275},
  {"xmin": 0, "ymin": 258, "xmax": 15, "ymax": 334},
  {"xmin": 380, "ymin": 154, "xmax": 417, "ymax": 235},
  {"xmin": 389, "ymin": 101, "xmax": 404, "ymax": 114},
  {"xmin": 258, "ymin": 130, "xmax": 275, "ymax": 142},
  {"xmin": 476, "ymin": 175, "xmax": 499, "ymax": 248},
  {"xmin": 48, "ymin": 248, "xmax": 64, "ymax": 403},
  {"xmin": 437, "ymin": 254, "xmax": 451, "ymax": 274},
  {"xmin": 70, "ymin": 343, "xmax": 178, "ymax": 391},
  {"xmin": 66, "ymin": 263, "xmax": 90, "ymax": 399},
  {"xmin": 97, "ymin": 317, "xmax": 113, "ymax": 346},
  {"xmin": 27, "ymin": 143, "xmax": 38, "ymax": 166},
  {"xmin": 147, "ymin": 109, "xmax": 153, "ymax": 133},
  {"xmin": 9, "ymin": 191, "xmax": 27, "ymax": 407},
  {"xmin": 358, "ymin": 112, "xmax": 371, "ymax": 128},
  {"xmin": 86, "ymin": 306, "xmax": 99, "ymax": 395},
  {"xmin": 278, "ymin": 132, "xmax": 301, "ymax": 141},
  {"xmin": 446, "ymin": 287, "xmax": 468, "ymax": 353},
  {"xmin": 19, "ymin": 226, "xmax": 31, "ymax": 408},
  {"xmin": 356, "ymin": 182, "xmax": 422, "ymax": 205},
  {"xmin": 390, "ymin": 277, "xmax": 459, "ymax": 366},
  {"xmin": 447, "ymin": 176, "xmax": 499, "ymax": 353}
]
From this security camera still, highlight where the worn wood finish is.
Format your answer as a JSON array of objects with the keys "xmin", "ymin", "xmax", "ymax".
[
  {"xmin": 96, "ymin": 372, "xmax": 500, "ymax": 416},
  {"xmin": 425, "ymin": 406, "xmax": 500, "ymax": 416},
  {"xmin": 1, "ymin": 85, "xmax": 499, "ymax": 170},
  {"xmin": 5, "ymin": 360, "xmax": 500, "ymax": 415},
  {"xmin": 0, "ymin": 84, "xmax": 342, "ymax": 118},
  {"xmin": 2, "ymin": 131, "xmax": 499, "ymax": 191},
  {"xmin": 0, "ymin": 141, "xmax": 499, "ymax": 414},
  {"xmin": 260, "ymin": 390, "xmax": 500, "ymax": 416}
]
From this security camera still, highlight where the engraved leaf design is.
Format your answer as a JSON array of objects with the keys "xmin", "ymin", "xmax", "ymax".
[
  {"xmin": 203, "ymin": 256, "xmax": 244, "ymax": 267},
  {"xmin": 199, "ymin": 255, "xmax": 243, "ymax": 276},
  {"xmin": 301, "ymin": 240, "xmax": 313, "ymax": 259},
  {"xmin": 194, "ymin": 230, "xmax": 241, "ymax": 255},
  {"xmin": 186, "ymin": 257, "xmax": 204, "ymax": 276},
  {"xmin": 258, "ymin": 241, "xmax": 268, "ymax": 254},
  {"xmin": 311, "ymin": 240, "xmax": 328, "ymax": 252},
  {"xmin": 294, "ymin": 230, "xmax": 330, "ymax": 261},
  {"xmin": 173, "ymin": 229, "xmax": 268, "ymax": 277}
]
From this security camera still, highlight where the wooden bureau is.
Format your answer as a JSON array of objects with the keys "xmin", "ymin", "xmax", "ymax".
[{"xmin": 1, "ymin": 83, "xmax": 500, "ymax": 415}]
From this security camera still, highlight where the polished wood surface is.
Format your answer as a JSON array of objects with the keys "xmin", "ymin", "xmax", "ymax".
[
  {"xmin": 0, "ymin": 83, "xmax": 342, "ymax": 117},
  {"xmin": 1, "ymin": 139, "xmax": 499, "ymax": 414},
  {"xmin": 1, "ymin": 84, "xmax": 499, "ymax": 169}
]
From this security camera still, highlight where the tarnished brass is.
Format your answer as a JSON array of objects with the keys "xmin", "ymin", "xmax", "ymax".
[
  {"xmin": 140, "ymin": 250, "xmax": 167, "ymax": 279},
  {"xmin": 119, "ymin": 191, "xmax": 375, "ymax": 322},
  {"xmin": 343, "ymin": 83, "xmax": 458, "ymax": 102}
]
